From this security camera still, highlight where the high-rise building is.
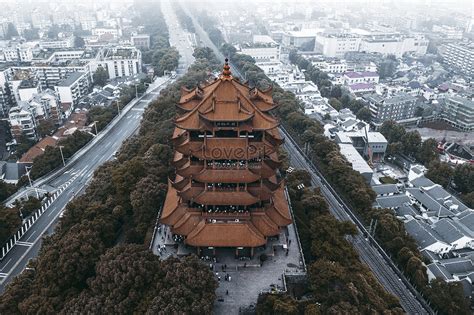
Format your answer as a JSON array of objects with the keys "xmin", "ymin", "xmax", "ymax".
[
  {"xmin": 442, "ymin": 42, "xmax": 474, "ymax": 76},
  {"xmin": 442, "ymin": 96, "xmax": 474, "ymax": 131},
  {"xmin": 363, "ymin": 92, "xmax": 417, "ymax": 124},
  {"xmin": 160, "ymin": 60, "xmax": 292, "ymax": 257}
]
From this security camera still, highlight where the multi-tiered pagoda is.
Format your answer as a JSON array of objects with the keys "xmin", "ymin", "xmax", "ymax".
[{"xmin": 160, "ymin": 60, "xmax": 292, "ymax": 257}]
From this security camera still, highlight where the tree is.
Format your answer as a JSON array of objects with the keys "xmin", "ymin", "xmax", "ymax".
[
  {"xmin": 220, "ymin": 43, "xmax": 238, "ymax": 59},
  {"xmin": 330, "ymin": 85, "xmax": 342, "ymax": 98},
  {"xmin": 208, "ymin": 28, "xmax": 224, "ymax": 46},
  {"xmin": 16, "ymin": 197, "xmax": 41, "ymax": 218},
  {"xmin": 5, "ymin": 23, "xmax": 18, "ymax": 39},
  {"xmin": 460, "ymin": 192, "xmax": 474, "ymax": 208},
  {"xmin": 415, "ymin": 106, "xmax": 424, "ymax": 117},
  {"xmin": 0, "ymin": 205, "xmax": 21, "ymax": 245},
  {"xmin": 23, "ymin": 28, "xmax": 40, "ymax": 40},
  {"xmin": 93, "ymin": 66, "xmax": 109, "ymax": 86},
  {"xmin": 416, "ymin": 138, "xmax": 438, "ymax": 165},
  {"xmin": 380, "ymin": 120, "xmax": 406, "ymax": 143},
  {"xmin": 401, "ymin": 131, "xmax": 422, "ymax": 156},
  {"xmin": 74, "ymin": 36, "xmax": 85, "ymax": 48},
  {"xmin": 377, "ymin": 57, "xmax": 398, "ymax": 79},
  {"xmin": 328, "ymin": 98, "xmax": 342, "ymax": 111},
  {"xmin": 425, "ymin": 279, "xmax": 470, "ymax": 315},
  {"xmin": 0, "ymin": 180, "xmax": 17, "ymax": 203},
  {"xmin": 452, "ymin": 164, "xmax": 474, "ymax": 194},
  {"xmin": 47, "ymin": 24, "xmax": 60, "ymax": 39},
  {"xmin": 37, "ymin": 119, "xmax": 56, "ymax": 138},
  {"xmin": 300, "ymin": 38, "xmax": 315, "ymax": 51},
  {"xmin": 14, "ymin": 135, "xmax": 35, "ymax": 159},
  {"xmin": 356, "ymin": 107, "xmax": 372, "ymax": 122},
  {"xmin": 426, "ymin": 161, "xmax": 454, "ymax": 188},
  {"xmin": 62, "ymin": 246, "xmax": 216, "ymax": 314}
]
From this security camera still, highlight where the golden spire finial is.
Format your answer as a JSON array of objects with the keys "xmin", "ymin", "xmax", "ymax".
[{"xmin": 222, "ymin": 58, "xmax": 232, "ymax": 78}]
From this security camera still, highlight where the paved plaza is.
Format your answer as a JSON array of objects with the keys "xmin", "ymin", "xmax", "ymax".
[{"xmin": 151, "ymin": 221, "xmax": 306, "ymax": 314}]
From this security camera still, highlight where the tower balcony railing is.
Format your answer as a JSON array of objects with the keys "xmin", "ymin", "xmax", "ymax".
[{"xmin": 202, "ymin": 211, "xmax": 251, "ymax": 219}]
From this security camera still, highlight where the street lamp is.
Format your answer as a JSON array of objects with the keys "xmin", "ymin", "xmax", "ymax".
[
  {"xmin": 25, "ymin": 165, "xmax": 39, "ymax": 199},
  {"xmin": 92, "ymin": 120, "xmax": 99, "ymax": 136},
  {"xmin": 116, "ymin": 100, "xmax": 121, "ymax": 116},
  {"xmin": 58, "ymin": 146, "xmax": 66, "ymax": 167}
]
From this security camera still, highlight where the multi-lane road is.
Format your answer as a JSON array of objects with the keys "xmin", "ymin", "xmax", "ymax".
[
  {"xmin": 0, "ymin": 0, "xmax": 197, "ymax": 293},
  {"xmin": 180, "ymin": 4, "xmax": 432, "ymax": 312},
  {"xmin": 162, "ymin": 0, "xmax": 195, "ymax": 73},
  {"xmin": 281, "ymin": 127, "xmax": 432, "ymax": 314},
  {"xmin": 0, "ymin": 77, "xmax": 173, "ymax": 291}
]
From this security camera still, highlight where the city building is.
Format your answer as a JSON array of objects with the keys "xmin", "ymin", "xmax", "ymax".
[
  {"xmin": 8, "ymin": 102, "xmax": 37, "ymax": 140},
  {"xmin": 54, "ymin": 71, "xmax": 90, "ymax": 118},
  {"xmin": 441, "ymin": 42, "xmax": 474, "ymax": 76},
  {"xmin": 3, "ymin": 45, "xmax": 33, "ymax": 62},
  {"xmin": 335, "ymin": 129, "xmax": 388, "ymax": 162},
  {"xmin": 239, "ymin": 44, "xmax": 280, "ymax": 62},
  {"xmin": 39, "ymin": 37, "xmax": 75, "ymax": 50},
  {"xmin": 363, "ymin": 92, "xmax": 417, "ymax": 124},
  {"xmin": 91, "ymin": 46, "xmax": 142, "ymax": 79},
  {"xmin": 338, "ymin": 143, "xmax": 374, "ymax": 182},
  {"xmin": 343, "ymin": 71, "xmax": 379, "ymax": 85},
  {"xmin": 92, "ymin": 27, "xmax": 120, "ymax": 40},
  {"xmin": 17, "ymin": 78, "xmax": 41, "ymax": 102},
  {"xmin": 314, "ymin": 60, "xmax": 348, "ymax": 73},
  {"xmin": 359, "ymin": 34, "xmax": 428, "ymax": 57},
  {"xmin": 432, "ymin": 25, "xmax": 464, "ymax": 40},
  {"xmin": 131, "ymin": 34, "xmax": 151, "ymax": 49},
  {"xmin": 160, "ymin": 61, "xmax": 292, "ymax": 256},
  {"xmin": 314, "ymin": 33, "xmax": 361, "ymax": 58},
  {"xmin": 28, "ymin": 89, "xmax": 60, "ymax": 122},
  {"xmin": 440, "ymin": 96, "xmax": 474, "ymax": 132},
  {"xmin": 282, "ymin": 29, "xmax": 321, "ymax": 49}
]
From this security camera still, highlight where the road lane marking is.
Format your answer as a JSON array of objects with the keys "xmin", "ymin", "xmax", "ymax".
[
  {"xmin": 0, "ymin": 259, "xmax": 12, "ymax": 271},
  {"xmin": 25, "ymin": 230, "xmax": 37, "ymax": 241},
  {"xmin": 16, "ymin": 242, "xmax": 33, "ymax": 247}
]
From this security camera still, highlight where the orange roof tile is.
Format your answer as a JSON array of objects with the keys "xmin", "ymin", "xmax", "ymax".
[
  {"xmin": 19, "ymin": 136, "xmax": 58, "ymax": 163},
  {"xmin": 175, "ymin": 76, "xmax": 279, "ymax": 131},
  {"xmin": 186, "ymin": 221, "xmax": 266, "ymax": 247}
]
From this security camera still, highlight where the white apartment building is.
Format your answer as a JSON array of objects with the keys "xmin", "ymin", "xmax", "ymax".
[
  {"xmin": 240, "ymin": 45, "xmax": 280, "ymax": 62},
  {"xmin": 442, "ymin": 42, "xmax": 474, "ymax": 76},
  {"xmin": 91, "ymin": 46, "xmax": 142, "ymax": 79},
  {"xmin": 27, "ymin": 90, "xmax": 58, "ymax": 121},
  {"xmin": 54, "ymin": 71, "xmax": 90, "ymax": 117},
  {"xmin": 10, "ymin": 64, "xmax": 91, "ymax": 90},
  {"xmin": 131, "ymin": 34, "xmax": 151, "ymax": 49},
  {"xmin": 359, "ymin": 34, "xmax": 428, "ymax": 57},
  {"xmin": 8, "ymin": 103, "xmax": 37, "ymax": 140},
  {"xmin": 92, "ymin": 28, "xmax": 120, "ymax": 39},
  {"xmin": 81, "ymin": 19, "xmax": 97, "ymax": 31},
  {"xmin": 314, "ymin": 34, "xmax": 361, "ymax": 58},
  {"xmin": 3, "ymin": 46, "xmax": 33, "ymax": 62},
  {"xmin": 344, "ymin": 71, "xmax": 379, "ymax": 85},
  {"xmin": 320, "ymin": 60, "xmax": 347, "ymax": 73},
  {"xmin": 17, "ymin": 80, "xmax": 41, "ymax": 102},
  {"xmin": 432, "ymin": 25, "xmax": 463, "ymax": 40},
  {"xmin": 314, "ymin": 31, "xmax": 428, "ymax": 58},
  {"xmin": 282, "ymin": 29, "xmax": 321, "ymax": 49},
  {"xmin": 40, "ymin": 37, "xmax": 75, "ymax": 50}
]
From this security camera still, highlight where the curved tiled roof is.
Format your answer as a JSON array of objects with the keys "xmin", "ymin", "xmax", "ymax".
[
  {"xmin": 160, "ymin": 62, "xmax": 291, "ymax": 248},
  {"xmin": 186, "ymin": 221, "xmax": 266, "ymax": 247}
]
